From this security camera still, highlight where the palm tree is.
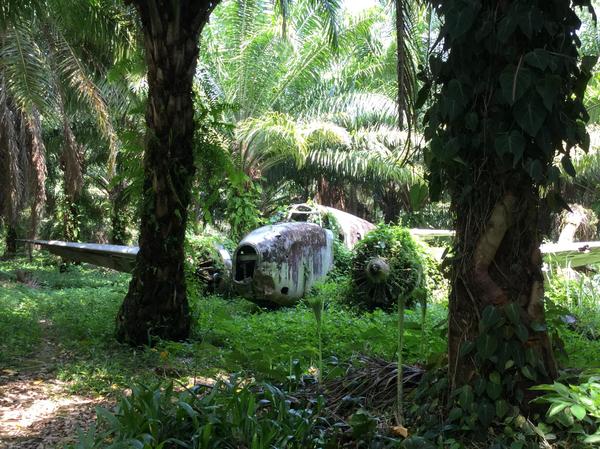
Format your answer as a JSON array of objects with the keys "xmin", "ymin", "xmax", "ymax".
[
  {"xmin": 116, "ymin": 0, "xmax": 341, "ymax": 345},
  {"xmin": 197, "ymin": 0, "xmax": 427, "ymax": 223},
  {"xmin": 0, "ymin": 55, "xmax": 50, "ymax": 257},
  {"xmin": 0, "ymin": 0, "xmax": 130, "ymax": 244}
]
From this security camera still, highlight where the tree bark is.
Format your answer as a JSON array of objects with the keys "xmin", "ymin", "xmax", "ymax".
[
  {"xmin": 315, "ymin": 177, "xmax": 345, "ymax": 210},
  {"xmin": 24, "ymin": 109, "xmax": 47, "ymax": 247},
  {"xmin": 4, "ymin": 224, "xmax": 17, "ymax": 257},
  {"xmin": 448, "ymin": 177, "xmax": 557, "ymax": 389},
  {"xmin": 59, "ymin": 115, "xmax": 84, "ymax": 241},
  {"xmin": 109, "ymin": 181, "xmax": 127, "ymax": 245},
  {"xmin": 116, "ymin": 0, "xmax": 220, "ymax": 345}
]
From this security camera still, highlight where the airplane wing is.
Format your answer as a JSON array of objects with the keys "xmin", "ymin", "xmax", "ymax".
[{"xmin": 21, "ymin": 239, "xmax": 138, "ymax": 273}]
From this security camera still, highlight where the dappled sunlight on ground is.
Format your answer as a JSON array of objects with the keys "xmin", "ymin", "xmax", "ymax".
[{"xmin": 0, "ymin": 371, "xmax": 110, "ymax": 448}]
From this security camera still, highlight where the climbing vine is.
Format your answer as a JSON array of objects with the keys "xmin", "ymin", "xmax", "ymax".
[
  {"xmin": 418, "ymin": 0, "xmax": 599, "ymax": 412},
  {"xmin": 421, "ymin": 0, "xmax": 596, "ymax": 203}
]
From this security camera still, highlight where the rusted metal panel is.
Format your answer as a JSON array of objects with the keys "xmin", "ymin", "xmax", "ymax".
[
  {"xmin": 287, "ymin": 203, "xmax": 375, "ymax": 249},
  {"xmin": 232, "ymin": 222, "xmax": 334, "ymax": 305},
  {"xmin": 319, "ymin": 206, "xmax": 375, "ymax": 249}
]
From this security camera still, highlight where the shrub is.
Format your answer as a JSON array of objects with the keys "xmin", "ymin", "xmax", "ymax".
[
  {"xmin": 70, "ymin": 380, "xmax": 327, "ymax": 449},
  {"xmin": 184, "ymin": 232, "xmax": 234, "ymax": 296},
  {"xmin": 532, "ymin": 374, "xmax": 600, "ymax": 445},
  {"xmin": 415, "ymin": 241, "xmax": 448, "ymax": 303}
]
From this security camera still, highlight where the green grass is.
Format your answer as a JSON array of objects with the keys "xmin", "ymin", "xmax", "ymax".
[
  {"xmin": 4, "ymin": 253, "xmax": 598, "ymax": 400},
  {"xmin": 545, "ymin": 272, "xmax": 600, "ymax": 369},
  {"xmin": 0, "ymin": 255, "xmax": 447, "ymax": 395}
]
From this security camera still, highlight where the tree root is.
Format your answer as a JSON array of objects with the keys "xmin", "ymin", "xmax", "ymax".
[{"xmin": 472, "ymin": 193, "xmax": 516, "ymax": 305}]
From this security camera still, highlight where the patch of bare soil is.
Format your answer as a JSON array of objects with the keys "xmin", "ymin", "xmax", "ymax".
[{"xmin": 0, "ymin": 322, "xmax": 111, "ymax": 449}]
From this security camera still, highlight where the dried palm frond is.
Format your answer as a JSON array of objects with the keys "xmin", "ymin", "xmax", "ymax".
[
  {"xmin": 301, "ymin": 355, "xmax": 424, "ymax": 416},
  {"xmin": 0, "ymin": 81, "xmax": 24, "ymax": 225}
]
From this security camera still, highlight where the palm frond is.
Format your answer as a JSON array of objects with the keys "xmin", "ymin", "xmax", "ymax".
[
  {"xmin": 237, "ymin": 112, "xmax": 308, "ymax": 172},
  {"xmin": 47, "ymin": 24, "xmax": 119, "ymax": 178},
  {"xmin": 0, "ymin": 23, "xmax": 55, "ymax": 114},
  {"xmin": 0, "ymin": 0, "xmax": 42, "ymax": 31},
  {"xmin": 304, "ymin": 92, "xmax": 399, "ymax": 130}
]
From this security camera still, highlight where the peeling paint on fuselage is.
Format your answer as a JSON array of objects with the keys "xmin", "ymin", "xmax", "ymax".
[{"xmin": 232, "ymin": 222, "xmax": 334, "ymax": 305}]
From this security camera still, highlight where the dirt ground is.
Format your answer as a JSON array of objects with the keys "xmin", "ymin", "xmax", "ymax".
[{"xmin": 0, "ymin": 322, "xmax": 110, "ymax": 449}]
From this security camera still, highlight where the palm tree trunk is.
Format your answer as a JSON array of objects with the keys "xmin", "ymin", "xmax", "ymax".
[
  {"xmin": 24, "ymin": 110, "xmax": 47, "ymax": 246},
  {"xmin": 116, "ymin": 0, "xmax": 220, "ymax": 345},
  {"xmin": 109, "ymin": 181, "xmax": 127, "ymax": 245},
  {"xmin": 316, "ymin": 177, "xmax": 345, "ymax": 209},
  {"xmin": 59, "ymin": 106, "xmax": 84, "ymax": 241},
  {"xmin": 0, "ymin": 87, "xmax": 22, "ymax": 258},
  {"xmin": 4, "ymin": 224, "xmax": 17, "ymax": 257}
]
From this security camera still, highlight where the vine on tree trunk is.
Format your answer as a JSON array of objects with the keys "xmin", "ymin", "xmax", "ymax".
[{"xmin": 420, "ymin": 0, "xmax": 596, "ymax": 397}]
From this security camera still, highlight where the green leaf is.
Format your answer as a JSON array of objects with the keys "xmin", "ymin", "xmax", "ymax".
[
  {"xmin": 500, "ymin": 66, "xmax": 532, "ymax": 105},
  {"xmin": 583, "ymin": 433, "xmax": 600, "ymax": 444},
  {"xmin": 459, "ymin": 340, "xmax": 476, "ymax": 358},
  {"xmin": 477, "ymin": 334, "xmax": 498, "ymax": 360},
  {"xmin": 561, "ymin": 155, "xmax": 576, "ymax": 177},
  {"xmin": 490, "ymin": 372, "xmax": 501, "ymax": 384},
  {"xmin": 409, "ymin": 184, "xmax": 429, "ymax": 210},
  {"xmin": 486, "ymin": 380, "xmax": 502, "ymax": 400},
  {"xmin": 536, "ymin": 75, "xmax": 561, "ymax": 111},
  {"xmin": 442, "ymin": 79, "xmax": 468, "ymax": 120},
  {"xmin": 515, "ymin": 324, "xmax": 529, "ymax": 343},
  {"xmin": 521, "ymin": 365, "xmax": 537, "ymax": 381},
  {"xmin": 475, "ymin": 377, "xmax": 487, "ymax": 396},
  {"xmin": 557, "ymin": 409, "xmax": 574, "ymax": 427},
  {"xmin": 535, "ymin": 127, "xmax": 554, "ymax": 157},
  {"xmin": 481, "ymin": 306, "xmax": 503, "ymax": 330},
  {"xmin": 497, "ymin": 15, "xmax": 517, "ymax": 43},
  {"xmin": 547, "ymin": 402, "xmax": 568, "ymax": 417},
  {"xmin": 494, "ymin": 131, "xmax": 525, "ymax": 163},
  {"xmin": 458, "ymin": 385, "xmax": 474, "ymax": 410},
  {"xmin": 478, "ymin": 401, "xmax": 495, "ymax": 427},
  {"xmin": 524, "ymin": 50, "xmax": 552, "ymax": 71},
  {"xmin": 527, "ymin": 159, "xmax": 543, "ymax": 182},
  {"xmin": 517, "ymin": 6, "xmax": 543, "ymax": 38},
  {"xmin": 465, "ymin": 112, "xmax": 479, "ymax": 131},
  {"xmin": 514, "ymin": 96, "xmax": 546, "ymax": 136},
  {"xmin": 415, "ymin": 83, "xmax": 431, "ymax": 109},
  {"xmin": 581, "ymin": 55, "xmax": 599, "ymax": 75},
  {"xmin": 570, "ymin": 404, "xmax": 586, "ymax": 420},
  {"xmin": 496, "ymin": 399, "xmax": 509, "ymax": 418},
  {"xmin": 448, "ymin": 407, "xmax": 463, "ymax": 422},
  {"xmin": 446, "ymin": 3, "xmax": 479, "ymax": 40},
  {"xmin": 504, "ymin": 303, "xmax": 521, "ymax": 325}
]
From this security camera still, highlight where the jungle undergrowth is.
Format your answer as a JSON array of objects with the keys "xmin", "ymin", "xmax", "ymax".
[{"xmin": 0, "ymin": 255, "xmax": 446, "ymax": 397}]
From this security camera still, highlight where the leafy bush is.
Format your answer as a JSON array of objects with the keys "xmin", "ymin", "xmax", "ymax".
[
  {"xmin": 532, "ymin": 374, "xmax": 600, "ymax": 444},
  {"xmin": 330, "ymin": 239, "xmax": 353, "ymax": 280},
  {"xmin": 348, "ymin": 225, "xmax": 425, "ymax": 311},
  {"xmin": 71, "ymin": 380, "xmax": 328, "ymax": 449},
  {"xmin": 544, "ymin": 274, "xmax": 600, "ymax": 369},
  {"xmin": 415, "ymin": 241, "xmax": 448, "ymax": 303},
  {"xmin": 184, "ymin": 232, "xmax": 234, "ymax": 296}
]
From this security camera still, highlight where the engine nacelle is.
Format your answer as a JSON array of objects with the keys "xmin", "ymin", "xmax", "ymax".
[{"xmin": 232, "ymin": 222, "xmax": 334, "ymax": 305}]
